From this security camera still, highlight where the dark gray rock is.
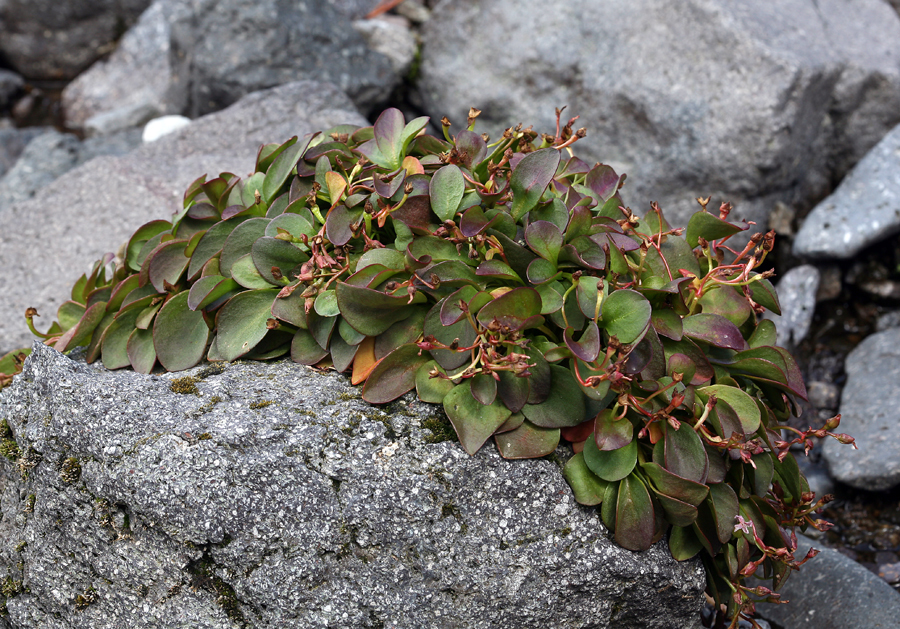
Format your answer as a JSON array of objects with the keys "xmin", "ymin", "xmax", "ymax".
[
  {"xmin": 0, "ymin": 0, "xmax": 151, "ymax": 80},
  {"xmin": 0, "ymin": 126, "xmax": 47, "ymax": 180},
  {"xmin": 794, "ymin": 122, "xmax": 900, "ymax": 259},
  {"xmin": 823, "ymin": 327, "xmax": 900, "ymax": 490},
  {"xmin": 0, "ymin": 69, "xmax": 24, "ymax": 109},
  {"xmin": 169, "ymin": 0, "xmax": 399, "ymax": 118},
  {"xmin": 61, "ymin": 0, "xmax": 189, "ymax": 132},
  {"xmin": 764, "ymin": 265, "xmax": 820, "ymax": 348},
  {"xmin": 418, "ymin": 0, "xmax": 900, "ymax": 233},
  {"xmin": 0, "ymin": 81, "xmax": 367, "ymax": 356},
  {"xmin": 756, "ymin": 534, "xmax": 900, "ymax": 629},
  {"xmin": 0, "ymin": 342, "xmax": 706, "ymax": 628}
]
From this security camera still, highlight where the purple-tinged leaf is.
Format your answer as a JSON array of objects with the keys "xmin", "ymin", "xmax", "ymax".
[
  {"xmin": 476, "ymin": 287, "xmax": 542, "ymax": 331},
  {"xmin": 682, "ymin": 313, "xmax": 746, "ymax": 350},
  {"xmin": 521, "ymin": 365, "xmax": 585, "ymax": 428},
  {"xmin": 707, "ymin": 483, "xmax": 740, "ymax": 544},
  {"xmin": 525, "ymin": 220, "xmax": 564, "ymax": 265},
  {"xmin": 669, "ymin": 524, "xmax": 704, "ymax": 561},
  {"xmin": 583, "ymin": 430, "xmax": 637, "ymax": 482},
  {"xmin": 126, "ymin": 326, "xmax": 156, "ymax": 374},
  {"xmin": 336, "ymin": 282, "xmax": 420, "ymax": 337},
  {"xmin": 526, "ymin": 258, "xmax": 559, "ymax": 285},
  {"xmin": 183, "ymin": 173, "xmax": 207, "ymax": 208},
  {"xmin": 470, "ymin": 372, "xmax": 498, "ymax": 406},
  {"xmin": 415, "ymin": 360, "xmax": 454, "ymax": 404},
  {"xmin": 126, "ymin": 220, "xmax": 172, "ymax": 273},
  {"xmin": 585, "ymin": 163, "xmax": 623, "ymax": 203},
  {"xmin": 564, "ymin": 322, "xmax": 601, "ymax": 363},
  {"xmin": 146, "ymin": 239, "xmax": 189, "ymax": 293},
  {"xmin": 442, "ymin": 381, "xmax": 512, "ymax": 455},
  {"xmin": 373, "ymin": 108, "xmax": 406, "ymax": 169},
  {"xmin": 575, "ymin": 276, "xmax": 603, "ymax": 320},
  {"xmin": 291, "ymin": 329, "xmax": 328, "ymax": 365},
  {"xmin": 496, "ymin": 420, "xmax": 559, "ymax": 459},
  {"xmin": 566, "ymin": 205, "xmax": 593, "ymax": 241},
  {"xmin": 593, "ymin": 409, "xmax": 633, "ymax": 451},
  {"xmin": 651, "ymin": 307, "xmax": 683, "ymax": 341},
  {"xmin": 153, "ymin": 291, "xmax": 210, "ymax": 371},
  {"xmin": 600, "ymin": 289, "xmax": 651, "ymax": 344},
  {"xmin": 459, "ymin": 205, "xmax": 493, "ymax": 237},
  {"xmin": 559, "ymin": 236, "xmax": 606, "ymax": 270},
  {"xmin": 373, "ymin": 168, "xmax": 406, "ymax": 199},
  {"xmin": 186, "ymin": 203, "xmax": 218, "ymax": 221},
  {"xmin": 497, "ymin": 370, "xmax": 530, "ymax": 413},
  {"xmin": 374, "ymin": 307, "xmax": 427, "ymax": 360},
  {"xmin": 663, "ymin": 337, "xmax": 714, "ymax": 385},
  {"xmin": 251, "ymin": 236, "xmax": 307, "ymax": 285},
  {"xmin": 749, "ymin": 275, "xmax": 781, "ymax": 315},
  {"xmin": 663, "ymin": 421, "xmax": 709, "ymax": 484},
  {"xmin": 424, "ymin": 300, "xmax": 476, "ymax": 371},
  {"xmin": 667, "ymin": 353, "xmax": 696, "ymax": 383},
  {"xmin": 615, "ymin": 474, "xmax": 656, "ymax": 551},
  {"xmin": 640, "ymin": 462, "xmax": 709, "ymax": 507},
  {"xmin": 697, "ymin": 385, "xmax": 762, "ymax": 436},
  {"xmin": 324, "ymin": 204, "xmax": 362, "ymax": 247},
  {"xmin": 55, "ymin": 301, "xmax": 107, "ymax": 353},
  {"xmin": 188, "ymin": 275, "xmax": 240, "ymax": 311},
  {"xmin": 698, "ymin": 285, "xmax": 752, "ymax": 326},
  {"xmin": 509, "ymin": 148, "xmax": 561, "ymax": 220},
  {"xmin": 219, "ymin": 217, "xmax": 270, "ymax": 278},
  {"xmin": 330, "ymin": 333, "xmax": 359, "ymax": 373},
  {"xmin": 101, "ymin": 309, "xmax": 140, "ymax": 369},
  {"xmin": 454, "ymin": 130, "xmax": 487, "ymax": 169},
  {"xmin": 475, "ymin": 259, "xmax": 522, "ymax": 282},
  {"xmin": 440, "ymin": 286, "xmax": 479, "ymax": 326},
  {"xmin": 262, "ymin": 135, "xmax": 313, "ymax": 203}
]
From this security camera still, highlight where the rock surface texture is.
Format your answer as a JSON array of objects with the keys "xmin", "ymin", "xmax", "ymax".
[
  {"xmin": 823, "ymin": 327, "xmax": 900, "ymax": 491},
  {"xmin": 764, "ymin": 264, "xmax": 820, "ymax": 348},
  {"xmin": 0, "ymin": 343, "xmax": 706, "ymax": 628},
  {"xmin": 418, "ymin": 0, "xmax": 900, "ymax": 232},
  {"xmin": 0, "ymin": 0, "xmax": 151, "ymax": 80},
  {"xmin": 0, "ymin": 81, "xmax": 367, "ymax": 355},
  {"xmin": 756, "ymin": 534, "xmax": 900, "ymax": 629},
  {"xmin": 793, "ymin": 121, "xmax": 900, "ymax": 259}
]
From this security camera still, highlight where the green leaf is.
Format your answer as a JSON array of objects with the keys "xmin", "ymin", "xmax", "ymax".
[
  {"xmin": 664, "ymin": 420, "xmax": 709, "ymax": 483},
  {"xmin": 525, "ymin": 220, "xmax": 564, "ymax": 266},
  {"xmin": 362, "ymin": 343, "xmax": 430, "ymax": 404},
  {"xmin": 563, "ymin": 451, "xmax": 610, "ymax": 506},
  {"xmin": 476, "ymin": 287, "xmax": 543, "ymax": 331},
  {"xmin": 373, "ymin": 108, "xmax": 406, "ymax": 170},
  {"xmin": 669, "ymin": 525, "xmax": 703, "ymax": 560},
  {"xmin": 495, "ymin": 420, "xmax": 560, "ymax": 459},
  {"xmin": 593, "ymin": 409, "xmax": 633, "ymax": 451},
  {"xmin": 146, "ymin": 239, "xmax": 190, "ymax": 293},
  {"xmin": 640, "ymin": 462, "xmax": 710, "ymax": 507},
  {"xmin": 748, "ymin": 319, "xmax": 777, "ymax": 348},
  {"xmin": 600, "ymin": 289, "xmax": 651, "ymax": 344},
  {"xmin": 415, "ymin": 360, "xmax": 454, "ymax": 403},
  {"xmin": 290, "ymin": 328, "xmax": 328, "ymax": 365},
  {"xmin": 251, "ymin": 236, "xmax": 308, "ymax": 285},
  {"xmin": 509, "ymin": 148, "xmax": 561, "ymax": 220},
  {"xmin": 470, "ymin": 372, "xmax": 498, "ymax": 406},
  {"xmin": 314, "ymin": 290, "xmax": 341, "ymax": 317},
  {"xmin": 698, "ymin": 286, "xmax": 752, "ymax": 327},
  {"xmin": 583, "ymin": 431, "xmax": 637, "ymax": 482},
  {"xmin": 55, "ymin": 301, "xmax": 107, "ymax": 353},
  {"xmin": 749, "ymin": 275, "xmax": 781, "ymax": 315},
  {"xmin": 101, "ymin": 309, "xmax": 141, "ymax": 369},
  {"xmin": 707, "ymin": 483, "xmax": 740, "ymax": 543},
  {"xmin": 442, "ymin": 381, "xmax": 512, "ymax": 455},
  {"xmin": 615, "ymin": 474, "xmax": 656, "ymax": 551},
  {"xmin": 429, "ymin": 164, "xmax": 465, "ymax": 222},
  {"xmin": 697, "ymin": 384, "xmax": 761, "ymax": 436},
  {"xmin": 230, "ymin": 253, "xmax": 276, "ymax": 289},
  {"xmin": 126, "ymin": 326, "xmax": 156, "ymax": 374},
  {"xmin": 215, "ymin": 288, "xmax": 279, "ymax": 361},
  {"xmin": 336, "ymin": 282, "xmax": 419, "ymax": 336},
  {"xmin": 187, "ymin": 275, "xmax": 240, "ymax": 311},
  {"xmin": 686, "ymin": 211, "xmax": 743, "ymax": 247},
  {"xmin": 651, "ymin": 307, "xmax": 683, "ymax": 341},
  {"xmin": 521, "ymin": 365, "xmax": 585, "ymax": 428},
  {"xmin": 220, "ymin": 217, "xmax": 270, "ymax": 278},
  {"xmin": 126, "ymin": 220, "xmax": 172, "ymax": 272},
  {"xmin": 187, "ymin": 217, "xmax": 247, "ymax": 279},
  {"xmin": 262, "ymin": 136, "xmax": 312, "ymax": 203},
  {"xmin": 153, "ymin": 291, "xmax": 210, "ymax": 371}
]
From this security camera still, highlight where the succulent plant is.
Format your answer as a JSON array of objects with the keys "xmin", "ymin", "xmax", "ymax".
[{"xmin": 9, "ymin": 107, "xmax": 855, "ymax": 627}]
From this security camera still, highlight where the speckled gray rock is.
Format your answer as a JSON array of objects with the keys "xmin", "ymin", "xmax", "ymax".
[
  {"xmin": 823, "ymin": 327, "xmax": 900, "ymax": 490},
  {"xmin": 0, "ymin": 126, "xmax": 47, "ymax": 180},
  {"xmin": 794, "ymin": 122, "xmax": 900, "ymax": 259},
  {"xmin": 0, "ymin": 0, "xmax": 151, "ymax": 80},
  {"xmin": 419, "ymin": 0, "xmax": 900, "ymax": 233},
  {"xmin": 0, "ymin": 130, "xmax": 81, "ymax": 206},
  {"xmin": 756, "ymin": 534, "xmax": 900, "ymax": 628},
  {"xmin": 0, "ymin": 81, "xmax": 367, "ymax": 356},
  {"xmin": 763, "ymin": 265, "xmax": 820, "ymax": 348},
  {"xmin": 0, "ymin": 343, "xmax": 706, "ymax": 628}
]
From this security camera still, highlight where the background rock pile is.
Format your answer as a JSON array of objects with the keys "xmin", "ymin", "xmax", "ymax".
[{"xmin": 3, "ymin": 1, "xmax": 900, "ymax": 627}]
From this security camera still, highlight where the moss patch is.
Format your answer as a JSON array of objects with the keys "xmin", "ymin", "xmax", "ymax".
[
  {"xmin": 422, "ymin": 415, "xmax": 457, "ymax": 444},
  {"xmin": 60, "ymin": 457, "xmax": 82, "ymax": 485},
  {"xmin": 169, "ymin": 376, "xmax": 200, "ymax": 395}
]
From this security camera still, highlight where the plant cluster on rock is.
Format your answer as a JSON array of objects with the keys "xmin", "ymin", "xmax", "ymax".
[{"xmin": 0, "ymin": 107, "xmax": 856, "ymax": 627}]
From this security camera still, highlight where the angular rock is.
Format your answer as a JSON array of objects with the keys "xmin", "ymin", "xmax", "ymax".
[
  {"xmin": 61, "ymin": 0, "xmax": 189, "ymax": 131},
  {"xmin": 0, "ymin": 343, "xmax": 706, "ymax": 628},
  {"xmin": 823, "ymin": 327, "xmax": 900, "ymax": 490},
  {"xmin": 794, "ymin": 122, "xmax": 900, "ymax": 259},
  {"xmin": 763, "ymin": 265, "xmax": 820, "ymax": 347},
  {"xmin": 756, "ymin": 534, "xmax": 900, "ymax": 629},
  {"xmin": 352, "ymin": 16, "xmax": 418, "ymax": 75},
  {"xmin": 0, "ymin": 0, "xmax": 151, "ymax": 80},
  {"xmin": 876, "ymin": 310, "xmax": 900, "ymax": 332},
  {"xmin": 0, "ymin": 129, "xmax": 143, "ymax": 208},
  {"xmin": 0, "ymin": 130, "xmax": 81, "ymax": 206},
  {"xmin": 169, "ymin": 0, "xmax": 399, "ymax": 118},
  {"xmin": 418, "ymin": 0, "xmax": 900, "ymax": 232},
  {"xmin": 0, "ymin": 81, "xmax": 367, "ymax": 355}
]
